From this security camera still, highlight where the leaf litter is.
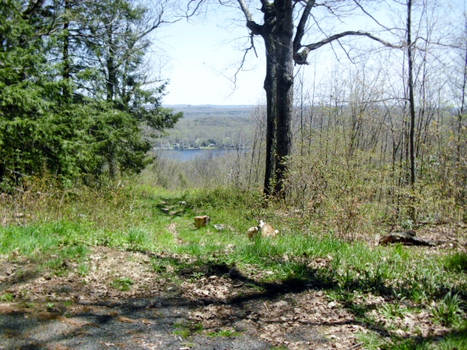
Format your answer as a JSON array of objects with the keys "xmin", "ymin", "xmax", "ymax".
[{"xmin": 0, "ymin": 245, "xmax": 461, "ymax": 349}]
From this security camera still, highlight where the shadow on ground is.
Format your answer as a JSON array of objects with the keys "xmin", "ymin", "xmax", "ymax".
[{"xmin": 0, "ymin": 252, "xmax": 462, "ymax": 349}]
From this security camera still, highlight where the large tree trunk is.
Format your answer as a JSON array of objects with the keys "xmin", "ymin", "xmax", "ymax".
[
  {"xmin": 236, "ymin": 0, "xmax": 396, "ymax": 197},
  {"xmin": 273, "ymin": 2, "xmax": 294, "ymax": 196},
  {"xmin": 458, "ymin": 42, "xmax": 467, "ymax": 163},
  {"xmin": 107, "ymin": 55, "xmax": 116, "ymax": 101},
  {"xmin": 263, "ymin": 36, "xmax": 277, "ymax": 196},
  {"xmin": 262, "ymin": 1, "xmax": 294, "ymax": 197}
]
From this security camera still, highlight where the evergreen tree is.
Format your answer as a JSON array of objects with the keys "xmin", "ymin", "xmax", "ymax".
[{"xmin": 0, "ymin": 0, "xmax": 180, "ymax": 187}]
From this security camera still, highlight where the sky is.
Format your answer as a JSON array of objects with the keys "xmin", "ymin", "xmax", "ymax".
[
  {"xmin": 154, "ymin": 6, "xmax": 266, "ymax": 105},
  {"xmin": 152, "ymin": 1, "xmax": 466, "ymax": 106}
]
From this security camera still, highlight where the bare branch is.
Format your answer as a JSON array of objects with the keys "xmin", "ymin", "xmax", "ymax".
[
  {"xmin": 293, "ymin": 0, "xmax": 316, "ymax": 55},
  {"xmin": 237, "ymin": 0, "xmax": 252, "ymax": 20},
  {"xmin": 233, "ymin": 34, "xmax": 258, "ymax": 88},
  {"xmin": 135, "ymin": 6, "xmax": 181, "ymax": 42},
  {"xmin": 185, "ymin": 0, "xmax": 205, "ymax": 18},
  {"xmin": 352, "ymin": 0, "xmax": 394, "ymax": 32},
  {"xmin": 237, "ymin": 0, "xmax": 263, "ymax": 35},
  {"xmin": 336, "ymin": 38, "xmax": 355, "ymax": 64},
  {"xmin": 296, "ymin": 31, "xmax": 402, "ymax": 64}
]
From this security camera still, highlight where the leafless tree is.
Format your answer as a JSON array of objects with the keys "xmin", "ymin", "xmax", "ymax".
[
  {"xmin": 186, "ymin": 0, "xmax": 399, "ymax": 197},
  {"xmin": 406, "ymin": 0, "xmax": 416, "ymax": 187}
]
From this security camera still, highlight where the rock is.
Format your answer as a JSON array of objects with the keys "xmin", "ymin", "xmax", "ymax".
[
  {"xmin": 247, "ymin": 220, "xmax": 279, "ymax": 239},
  {"xmin": 247, "ymin": 226, "xmax": 259, "ymax": 239},
  {"xmin": 233, "ymin": 319, "xmax": 255, "ymax": 333},
  {"xmin": 214, "ymin": 224, "xmax": 225, "ymax": 231},
  {"xmin": 259, "ymin": 220, "xmax": 279, "ymax": 238},
  {"xmin": 194, "ymin": 215, "xmax": 210, "ymax": 228},
  {"xmin": 273, "ymin": 300, "xmax": 289, "ymax": 309},
  {"xmin": 379, "ymin": 230, "xmax": 434, "ymax": 246}
]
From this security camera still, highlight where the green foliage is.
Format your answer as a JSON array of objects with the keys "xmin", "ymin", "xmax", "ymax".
[
  {"xmin": 443, "ymin": 253, "xmax": 467, "ymax": 273},
  {"xmin": 432, "ymin": 292, "xmax": 464, "ymax": 327},
  {"xmin": 0, "ymin": 0, "xmax": 179, "ymax": 188}
]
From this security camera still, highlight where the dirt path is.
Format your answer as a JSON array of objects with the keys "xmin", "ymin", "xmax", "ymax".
[
  {"xmin": 0, "ymin": 247, "xmax": 358, "ymax": 349},
  {"xmin": 0, "ymin": 245, "xmax": 455, "ymax": 349},
  {"xmin": 0, "ymin": 297, "xmax": 271, "ymax": 350},
  {"xmin": 0, "ymin": 290, "xmax": 352, "ymax": 350}
]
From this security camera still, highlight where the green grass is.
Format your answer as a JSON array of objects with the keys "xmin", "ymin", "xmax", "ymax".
[
  {"xmin": 432, "ymin": 292, "xmax": 464, "ymax": 327},
  {"xmin": 382, "ymin": 327, "xmax": 466, "ymax": 350},
  {"xmin": 1, "ymin": 186, "xmax": 464, "ymax": 301},
  {"xmin": 111, "ymin": 277, "xmax": 134, "ymax": 291},
  {"xmin": 173, "ymin": 321, "xmax": 204, "ymax": 339},
  {"xmin": 443, "ymin": 252, "xmax": 467, "ymax": 273},
  {"xmin": 0, "ymin": 221, "xmax": 90, "ymax": 275},
  {"xmin": 207, "ymin": 329, "xmax": 241, "ymax": 338},
  {"xmin": 0, "ymin": 293, "xmax": 14, "ymax": 302},
  {"xmin": 0, "ymin": 183, "xmax": 465, "ymax": 348}
]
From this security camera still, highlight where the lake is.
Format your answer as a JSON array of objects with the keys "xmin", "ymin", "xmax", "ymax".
[{"xmin": 156, "ymin": 149, "xmax": 244, "ymax": 162}]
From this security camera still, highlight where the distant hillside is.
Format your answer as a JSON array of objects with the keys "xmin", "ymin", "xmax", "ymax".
[
  {"xmin": 156, "ymin": 105, "xmax": 257, "ymax": 149},
  {"xmin": 164, "ymin": 105, "xmax": 255, "ymax": 119}
]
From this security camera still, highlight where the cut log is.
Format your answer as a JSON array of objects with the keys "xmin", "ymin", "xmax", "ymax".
[{"xmin": 379, "ymin": 231, "xmax": 434, "ymax": 246}]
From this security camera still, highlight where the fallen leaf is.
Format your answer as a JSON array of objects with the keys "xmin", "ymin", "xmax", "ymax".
[{"xmin": 118, "ymin": 316, "xmax": 137, "ymax": 323}]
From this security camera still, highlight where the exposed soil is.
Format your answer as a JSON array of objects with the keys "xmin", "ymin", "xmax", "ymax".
[{"xmin": 0, "ymin": 236, "xmax": 462, "ymax": 350}]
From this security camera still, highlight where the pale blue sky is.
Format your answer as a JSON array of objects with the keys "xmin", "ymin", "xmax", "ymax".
[
  {"xmin": 155, "ymin": 6, "xmax": 265, "ymax": 105},
  {"xmin": 153, "ymin": 1, "xmax": 466, "ymax": 106}
]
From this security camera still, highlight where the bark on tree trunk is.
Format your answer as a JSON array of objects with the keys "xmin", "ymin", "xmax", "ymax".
[
  {"xmin": 107, "ymin": 54, "xmax": 116, "ymax": 101},
  {"xmin": 263, "ymin": 36, "xmax": 277, "ymax": 197},
  {"xmin": 262, "ymin": 1, "xmax": 294, "ymax": 197},
  {"xmin": 274, "ymin": 44, "xmax": 293, "ymax": 195},
  {"xmin": 106, "ymin": 24, "xmax": 116, "ymax": 102},
  {"xmin": 407, "ymin": 0, "xmax": 416, "ymax": 187},
  {"xmin": 458, "ymin": 42, "xmax": 467, "ymax": 163},
  {"xmin": 62, "ymin": 0, "xmax": 71, "ymax": 99}
]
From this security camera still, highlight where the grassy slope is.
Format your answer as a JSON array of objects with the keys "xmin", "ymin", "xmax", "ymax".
[{"xmin": 0, "ymin": 183, "xmax": 465, "ymax": 349}]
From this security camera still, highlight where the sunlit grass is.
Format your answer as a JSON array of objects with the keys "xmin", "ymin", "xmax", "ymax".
[
  {"xmin": 1, "ymin": 184, "xmax": 464, "ymax": 302},
  {"xmin": 0, "ymin": 182, "xmax": 465, "ymax": 349}
]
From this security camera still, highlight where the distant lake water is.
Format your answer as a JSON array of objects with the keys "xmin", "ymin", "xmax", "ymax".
[{"xmin": 156, "ymin": 149, "xmax": 244, "ymax": 162}]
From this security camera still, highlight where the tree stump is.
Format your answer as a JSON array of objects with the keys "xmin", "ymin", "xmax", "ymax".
[{"xmin": 194, "ymin": 215, "xmax": 210, "ymax": 229}]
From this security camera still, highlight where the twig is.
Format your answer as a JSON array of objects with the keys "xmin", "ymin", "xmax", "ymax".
[{"xmin": 347, "ymin": 342, "xmax": 364, "ymax": 350}]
